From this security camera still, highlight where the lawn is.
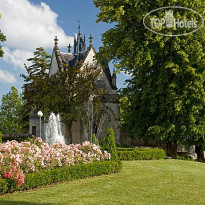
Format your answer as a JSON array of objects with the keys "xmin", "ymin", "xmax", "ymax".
[{"xmin": 0, "ymin": 160, "xmax": 205, "ymax": 205}]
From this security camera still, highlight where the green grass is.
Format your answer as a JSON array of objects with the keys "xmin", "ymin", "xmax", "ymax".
[{"xmin": 0, "ymin": 160, "xmax": 205, "ymax": 205}]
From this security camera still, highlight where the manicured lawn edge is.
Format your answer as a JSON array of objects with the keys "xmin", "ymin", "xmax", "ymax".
[
  {"xmin": 117, "ymin": 148, "xmax": 166, "ymax": 160},
  {"xmin": 0, "ymin": 160, "xmax": 122, "ymax": 194}
]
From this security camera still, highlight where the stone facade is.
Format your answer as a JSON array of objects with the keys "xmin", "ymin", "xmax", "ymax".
[{"xmin": 29, "ymin": 27, "xmax": 120, "ymax": 144}]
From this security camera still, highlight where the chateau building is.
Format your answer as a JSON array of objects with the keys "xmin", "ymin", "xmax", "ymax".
[{"xmin": 29, "ymin": 26, "xmax": 120, "ymax": 144}]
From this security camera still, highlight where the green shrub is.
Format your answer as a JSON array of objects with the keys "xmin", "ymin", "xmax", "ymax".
[
  {"xmin": 117, "ymin": 147, "xmax": 150, "ymax": 151},
  {"xmin": 0, "ymin": 160, "xmax": 122, "ymax": 194},
  {"xmin": 2, "ymin": 133, "xmax": 34, "ymax": 142},
  {"xmin": 177, "ymin": 155, "xmax": 194, "ymax": 161},
  {"xmin": 92, "ymin": 134, "xmax": 100, "ymax": 146},
  {"xmin": 102, "ymin": 128, "xmax": 118, "ymax": 160},
  {"xmin": 0, "ymin": 132, "xmax": 2, "ymax": 143},
  {"xmin": 117, "ymin": 147, "xmax": 136, "ymax": 151},
  {"xmin": 118, "ymin": 148, "xmax": 166, "ymax": 160}
]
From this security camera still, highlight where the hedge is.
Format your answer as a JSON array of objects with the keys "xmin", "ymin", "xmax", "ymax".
[
  {"xmin": 117, "ymin": 147, "xmax": 149, "ymax": 152},
  {"xmin": 177, "ymin": 155, "xmax": 194, "ymax": 161},
  {"xmin": 117, "ymin": 148, "xmax": 166, "ymax": 160},
  {"xmin": 2, "ymin": 134, "xmax": 34, "ymax": 142},
  {"xmin": 0, "ymin": 160, "xmax": 122, "ymax": 194}
]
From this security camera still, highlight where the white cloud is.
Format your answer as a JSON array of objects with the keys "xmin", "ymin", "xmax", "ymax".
[
  {"xmin": 0, "ymin": 0, "xmax": 73, "ymax": 50},
  {"xmin": 0, "ymin": 69, "xmax": 17, "ymax": 83},
  {"xmin": 0, "ymin": 0, "xmax": 73, "ymax": 69},
  {"xmin": 3, "ymin": 47, "xmax": 33, "ymax": 70}
]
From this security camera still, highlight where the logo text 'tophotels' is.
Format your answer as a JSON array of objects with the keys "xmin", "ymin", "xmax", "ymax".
[{"xmin": 150, "ymin": 10, "xmax": 198, "ymax": 29}]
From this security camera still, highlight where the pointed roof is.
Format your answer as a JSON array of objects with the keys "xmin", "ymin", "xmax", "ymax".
[{"xmin": 50, "ymin": 29, "xmax": 117, "ymax": 90}]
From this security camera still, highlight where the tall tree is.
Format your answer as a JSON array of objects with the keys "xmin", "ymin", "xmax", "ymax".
[
  {"xmin": 0, "ymin": 14, "xmax": 6, "ymax": 57},
  {"xmin": 94, "ymin": 0, "xmax": 205, "ymax": 158},
  {"xmin": 21, "ymin": 47, "xmax": 51, "ymax": 116},
  {"xmin": 0, "ymin": 87, "xmax": 25, "ymax": 134}
]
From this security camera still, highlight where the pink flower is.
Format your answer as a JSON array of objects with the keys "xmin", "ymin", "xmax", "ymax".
[
  {"xmin": 17, "ymin": 178, "xmax": 24, "ymax": 187},
  {"xmin": 0, "ymin": 137, "xmax": 111, "ymax": 187},
  {"xmin": 4, "ymin": 172, "xmax": 12, "ymax": 179}
]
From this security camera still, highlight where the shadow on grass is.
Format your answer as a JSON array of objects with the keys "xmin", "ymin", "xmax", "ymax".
[{"xmin": 0, "ymin": 201, "xmax": 53, "ymax": 205}]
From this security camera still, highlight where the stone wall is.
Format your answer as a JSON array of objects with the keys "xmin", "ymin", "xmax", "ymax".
[{"xmin": 120, "ymin": 132, "xmax": 156, "ymax": 147}]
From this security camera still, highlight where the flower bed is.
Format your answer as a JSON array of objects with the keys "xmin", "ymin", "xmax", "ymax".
[{"xmin": 0, "ymin": 138, "xmax": 111, "ymax": 189}]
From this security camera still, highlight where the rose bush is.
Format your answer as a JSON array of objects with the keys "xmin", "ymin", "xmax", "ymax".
[{"xmin": 0, "ymin": 138, "xmax": 111, "ymax": 187}]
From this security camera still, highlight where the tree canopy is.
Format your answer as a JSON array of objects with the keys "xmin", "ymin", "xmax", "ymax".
[
  {"xmin": 94, "ymin": 0, "xmax": 205, "ymax": 157},
  {"xmin": 0, "ymin": 87, "xmax": 25, "ymax": 134}
]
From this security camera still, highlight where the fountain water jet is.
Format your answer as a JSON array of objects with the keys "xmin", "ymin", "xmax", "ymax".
[{"xmin": 44, "ymin": 113, "xmax": 65, "ymax": 145}]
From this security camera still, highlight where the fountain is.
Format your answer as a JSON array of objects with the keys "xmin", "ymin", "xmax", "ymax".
[{"xmin": 44, "ymin": 113, "xmax": 65, "ymax": 145}]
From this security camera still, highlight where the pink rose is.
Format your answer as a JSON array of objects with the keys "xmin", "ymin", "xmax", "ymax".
[{"xmin": 4, "ymin": 172, "xmax": 12, "ymax": 179}]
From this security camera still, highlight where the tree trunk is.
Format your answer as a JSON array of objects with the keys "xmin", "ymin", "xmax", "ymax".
[
  {"xmin": 66, "ymin": 122, "xmax": 73, "ymax": 144},
  {"xmin": 195, "ymin": 145, "xmax": 204, "ymax": 161},
  {"xmin": 167, "ymin": 142, "xmax": 177, "ymax": 159}
]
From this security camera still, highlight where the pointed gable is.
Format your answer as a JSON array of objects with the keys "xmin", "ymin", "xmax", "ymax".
[{"xmin": 49, "ymin": 30, "xmax": 117, "ymax": 91}]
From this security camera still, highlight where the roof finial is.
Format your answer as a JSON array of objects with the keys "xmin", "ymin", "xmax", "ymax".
[
  {"xmin": 54, "ymin": 36, "xmax": 59, "ymax": 47},
  {"xmin": 77, "ymin": 19, "xmax": 81, "ymax": 35},
  {"xmin": 89, "ymin": 34, "xmax": 93, "ymax": 45},
  {"xmin": 68, "ymin": 44, "xmax": 72, "ymax": 53}
]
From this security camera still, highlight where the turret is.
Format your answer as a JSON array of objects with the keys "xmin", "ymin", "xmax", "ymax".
[{"xmin": 74, "ymin": 24, "xmax": 86, "ymax": 56}]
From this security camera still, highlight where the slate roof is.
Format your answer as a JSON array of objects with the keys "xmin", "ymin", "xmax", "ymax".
[
  {"xmin": 53, "ymin": 45, "xmax": 116, "ymax": 90},
  {"xmin": 60, "ymin": 53, "xmax": 76, "ymax": 67},
  {"xmin": 101, "ymin": 60, "xmax": 116, "ymax": 90},
  {"xmin": 58, "ymin": 46, "xmax": 92, "ymax": 67}
]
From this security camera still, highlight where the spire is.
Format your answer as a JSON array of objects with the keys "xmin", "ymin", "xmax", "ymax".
[
  {"xmin": 89, "ymin": 34, "xmax": 93, "ymax": 46},
  {"xmin": 68, "ymin": 44, "xmax": 72, "ymax": 53},
  {"xmin": 53, "ymin": 36, "xmax": 63, "ymax": 71},
  {"xmin": 74, "ymin": 23, "xmax": 86, "ymax": 56},
  {"xmin": 77, "ymin": 19, "xmax": 81, "ymax": 35}
]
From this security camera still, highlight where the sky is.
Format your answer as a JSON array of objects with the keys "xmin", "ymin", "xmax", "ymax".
[{"xmin": 0, "ymin": 0, "xmax": 130, "ymax": 101}]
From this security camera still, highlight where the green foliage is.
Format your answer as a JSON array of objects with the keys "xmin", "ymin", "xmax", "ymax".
[
  {"xmin": 94, "ymin": 0, "xmax": 205, "ymax": 157},
  {"xmin": 0, "ymin": 14, "xmax": 6, "ymax": 57},
  {"xmin": 0, "ymin": 132, "xmax": 2, "ymax": 143},
  {"xmin": 118, "ymin": 148, "xmax": 166, "ymax": 160},
  {"xmin": 177, "ymin": 155, "xmax": 194, "ymax": 161},
  {"xmin": 92, "ymin": 134, "xmax": 100, "ymax": 146},
  {"xmin": 22, "ymin": 48, "xmax": 104, "ymax": 126},
  {"xmin": 117, "ymin": 147, "xmax": 148, "ymax": 151},
  {"xmin": 25, "ymin": 47, "xmax": 51, "ymax": 76},
  {"xmin": 0, "ymin": 160, "xmax": 122, "ymax": 194},
  {"xmin": 0, "ymin": 87, "xmax": 26, "ymax": 134},
  {"xmin": 102, "ymin": 128, "xmax": 118, "ymax": 160},
  {"xmin": 1, "ymin": 134, "xmax": 34, "ymax": 143},
  {"xmin": 1, "ymin": 161, "xmax": 205, "ymax": 204},
  {"xmin": 21, "ymin": 47, "xmax": 51, "ymax": 119}
]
